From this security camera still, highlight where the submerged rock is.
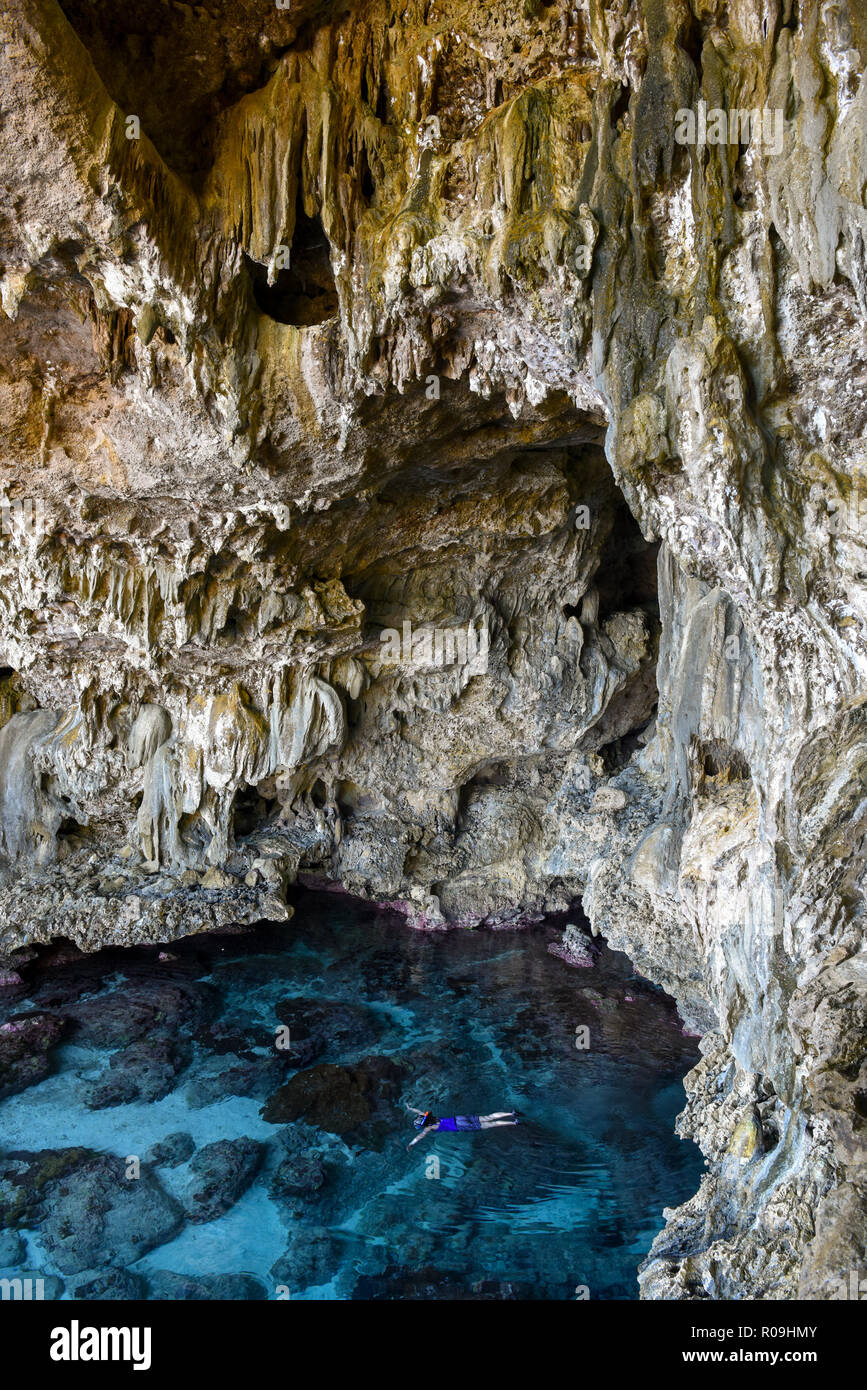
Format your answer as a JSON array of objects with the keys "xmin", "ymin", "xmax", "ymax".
[
  {"xmin": 39, "ymin": 1155, "xmax": 184, "ymax": 1275},
  {"xmin": 272, "ymin": 998, "xmax": 382, "ymax": 1067},
  {"xmin": 184, "ymin": 1138, "xmax": 265, "ymax": 1223},
  {"xmin": 0, "ymin": 1228, "xmax": 24, "ymax": 1265},
  {"xmin": 86, "ymin": 1031, "xmax": 189, "ymax": 1108},
  {"xmin": 0, "ymin": 1147, "xmax": 97, "ymax": 1230},
  {"xmin": 71, "ymin": 1267, "xmax": 146, "ymax": 1300},
  {"xmin": 262, "ymin": 1056, "xmax": 405, "ymax": 1141},
  {"xmin": 195, "ymin": 1018, "xmax": 272, "ymax": 1058},
  {"xmin": 147, "ymin": 1270, "xmax": 268, "ymax": 1300},
  {"xmin": 0, "ymin": 1013, "xmax": 65, "ymax": 1099},
  {"xmin": 263, "ymin": 1063, "xmax": 370, "ymax": 1132},
  {"xmin": 578, "ymin": 988, "xmax": 619, "ymax": 1015},
  {"xmin": 66, "ymin": 984, "xmax": 205, "ymax": 1049},
  {"xmin": 185, "ymin": 1053, "xmax": 286, "ymax": 1109},
  {"xmin": 145, "ymin": 1131, "xmax": 196, "ymax": 1168},
  {"xmin": 270, "ymin": 1148, "xmax": 327, "ymax": 1201},
  {"xmin": 270, "ymin": 1226, "xmax": 344, "ymax": 1292}
]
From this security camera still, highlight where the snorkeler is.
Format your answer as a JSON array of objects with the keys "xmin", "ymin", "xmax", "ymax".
[{"xmin": 405, "ymin": 1104, "xmax": 518, "ymax": 1149}]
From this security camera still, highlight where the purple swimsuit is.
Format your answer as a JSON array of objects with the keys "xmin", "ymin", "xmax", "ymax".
[{"xmin": 437, "ymin": 1115, "xmax": 481, "ymax": 1131}]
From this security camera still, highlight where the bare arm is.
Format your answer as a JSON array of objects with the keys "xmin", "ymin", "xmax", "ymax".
[
  {"xmin": 405, "ymin": 1104, "xmax": 426, "ymax": 1116},
  {"xmin": 407, "ymin": 1124, "xmax": 436, "ymax": 1150}
]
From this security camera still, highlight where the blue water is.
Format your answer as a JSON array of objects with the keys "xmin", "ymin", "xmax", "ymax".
[{"xmin": 0, "ymin": 893, "xmax": 702, "ymax": 1299}]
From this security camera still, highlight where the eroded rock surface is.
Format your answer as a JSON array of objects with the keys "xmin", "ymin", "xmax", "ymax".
[
  {"xmin": 0, "ymin": 0, "xmax": 864, "ymax": 1297},
  {"xmin": 184, "ymin": 1136, "xmax": 265, "ymax": 1223}
]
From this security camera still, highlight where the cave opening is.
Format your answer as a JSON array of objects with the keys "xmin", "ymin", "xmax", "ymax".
[
  {"xmin": 245, "ymin": 205, "xmax": 339, "ymax": 327},
  {"xmin": 232, "ymin": 782, "xmax": 280, "ymax": 840},
  {"xmin": 610, "ymin": 83, "xmax": 631, "ymax": 131},
  {"xmin": 57, "ymin": 816, "xmax": 87, "ymax": 841},
  {"xmin": 597, "ymin": 717, "xmax": 657, "ymax": 774},
  {"xmin": 218, "ymin": 605, "xmax": 247, "ymax": 647},
  {"xmin": 309, "ymin": 778, "xmax": 328, "ymax": 810},
  {"xmin": 578, "ymin": 482, "xmax": 663, "ymax": 766},
  {"xmin": 678, "ymin": 12, "xmax": 705, "ymax": 84},
  {"xmin": 595, "ymin": 505, "xmax": 661, "ymax": 624}
]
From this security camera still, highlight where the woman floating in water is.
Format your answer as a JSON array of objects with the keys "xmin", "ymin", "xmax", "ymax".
[{"xmin": 405, "ymin": 1104, "xmax": 518, "ymax": 1149}]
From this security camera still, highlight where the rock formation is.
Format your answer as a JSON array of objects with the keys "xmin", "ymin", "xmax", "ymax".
[{"xmin": 0, "ymin": 0, "xmax": 864, "ymax": 1298}]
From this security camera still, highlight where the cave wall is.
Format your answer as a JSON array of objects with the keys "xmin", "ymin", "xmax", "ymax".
[{"xmin": 0, "ymin": 0, "xmax": 864, "ymax": 1298}]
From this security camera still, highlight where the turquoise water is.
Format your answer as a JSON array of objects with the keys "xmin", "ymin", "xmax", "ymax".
[{"xmin": 0, "ymin": 893, "xmax": 702, "ymax": 1299}]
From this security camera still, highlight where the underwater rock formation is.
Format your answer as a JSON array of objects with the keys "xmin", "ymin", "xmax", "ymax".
[{"xmin": 0, "ymin": 0, "xmax": 864, "ymax": 1298}]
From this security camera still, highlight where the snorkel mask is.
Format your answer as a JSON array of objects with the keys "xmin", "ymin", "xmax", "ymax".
[{"xmin": 414, "ymin": 1111, "xmax": 432, "ymax": 1130}]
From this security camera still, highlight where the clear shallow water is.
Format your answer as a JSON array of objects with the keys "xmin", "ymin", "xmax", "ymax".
[{"xmin": 0, "ymin": 893, "xmax": 702, "ymax": 1299}]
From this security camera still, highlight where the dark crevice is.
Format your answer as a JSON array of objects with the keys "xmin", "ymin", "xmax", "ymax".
[
  {"xmin": 697, "ymin": 739, "xmax": 751, "ymax": 782},
  {"xmin": 359, "ymin": 146, "xmax": 376, "ymax": 205},
  {"xmin": 232, "ymin": 783, "xmax": 279, "ymax": 840},
  {"xmin": 218, "ymin": 605, "xmax": 247, "ymax": 647},
  {"xmin": 678, "ymin": 14, "xmax": 705, "ymax": 85},
  {"xmin": 376, "ymin": 80, "xmax": 391, "ymax": 125},
  {"xmin": 595, "ymin": 511, "xmax": 661, "ymax": 624},
  {"xmin": 610, "ymin": 84, "xmax": 630, "ymax": 130},
  {"xmin": 245, "ymin": 206, "xmax": 338, "ymax": 327},
  {"xmin": 598, "ymin": 711, "xmax": 657, "ymax": 774},
  {"xmin": 57, "ymin": 816, "xmax": 88, "ymax": 840}
]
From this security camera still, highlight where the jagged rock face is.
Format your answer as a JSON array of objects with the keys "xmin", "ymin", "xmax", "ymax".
[{"xmin": 0, "ymin": 0, "xmax": 864, "ymax": 1299}]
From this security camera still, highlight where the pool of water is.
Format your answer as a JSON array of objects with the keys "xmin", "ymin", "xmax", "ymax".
[{"xmin": 0, "ymin": 892, "xmax": 702, "ymax": 1300}]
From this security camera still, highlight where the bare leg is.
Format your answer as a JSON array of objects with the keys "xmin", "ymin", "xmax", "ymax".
[
  {"xmin": 481, "ymin": 1111, "xmax": 516, "ymax": 1121},
  {"xmin": 480, "ymin": 1116, "xmax": 518, "ymax": 1128}
]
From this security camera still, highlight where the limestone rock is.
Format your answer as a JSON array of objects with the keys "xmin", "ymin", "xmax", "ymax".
[{"xmin": 0, "ymin": 0, "xmax": 864, "ymax": 1300}]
